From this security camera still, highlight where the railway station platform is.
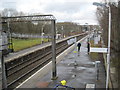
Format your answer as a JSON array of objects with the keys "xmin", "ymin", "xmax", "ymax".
[
  {"xmin": 4, "ymin": 42, "xmax": 51, "ymax": 62},
  {"xmin": 16, "ymin": 37, "xmax": 106, "ymax": 89}
]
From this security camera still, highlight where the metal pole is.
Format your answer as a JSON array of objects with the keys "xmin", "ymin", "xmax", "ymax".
[
  {"xmin": 7, "ymin": 19, "xmax": 10, "ymax": 49},
  {"xmin": 51, "ymin": 20, "xmax": 57, "ymax": 80},
  {"xmin": 88, "ymin": 25, "xmax": 90, "ymax": 42},
  {"xmin": 92, "ymin": 2, "xmax": 111, "ymax": 89},
  {"xmin": 0, "ymin": 53, "xmax": 2, "ymax": 89},
  {"xmin": 0, "ymin": 20, "xmax": 2, "ymax": 90},
  {"xmin": 61, "ymin": 26, "xmax": 63, "ymax": 38},
  {"xmin": 41, "ymin": 23, "xmax": 45, "ymax": 44},
  {"xmin": 0, "ymin": 20, "xmax": 7, "ymax": 89},
  {"xmin": 106, "ymin": 5, "xmax": 111, "ymax": 89},
  {"xmin": 1, "ymin": 54, "xmax": 7, "ymax": 89},
  {"xmin": 85, "ymin": 23, "xmax": 90, "ymax": 42},
  {"xmin": 41, "ymin": 26, "xmax": 43, "ymax": 44}
]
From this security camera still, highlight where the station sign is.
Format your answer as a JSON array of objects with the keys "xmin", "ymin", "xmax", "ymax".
[
  {"xmin": 67, "ymin": 37, "xmax": 76, "ymax": 45},
  {"xmin": 90, "ymin": 47, "xmax": 107, "ymax": 53}
]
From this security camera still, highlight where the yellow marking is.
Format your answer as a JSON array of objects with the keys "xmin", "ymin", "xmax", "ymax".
[{"xmin": 73, "ymin": 51, "xmax": 77, "ymax": 53}]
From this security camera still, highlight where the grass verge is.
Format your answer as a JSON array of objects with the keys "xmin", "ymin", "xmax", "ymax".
[{"xmin": 12, "ymin": 38, "xmax": 49, "ymax": 52}]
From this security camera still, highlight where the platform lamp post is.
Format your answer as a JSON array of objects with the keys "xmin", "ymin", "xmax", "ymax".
[{"xmin": 93, "ymin": 2, "xmax": 111, "ymax": 89}]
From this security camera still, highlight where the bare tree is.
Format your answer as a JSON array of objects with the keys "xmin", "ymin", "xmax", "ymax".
[{"xmin": 96, "ymin": 1, "xmax": 120, "ymax": 89}]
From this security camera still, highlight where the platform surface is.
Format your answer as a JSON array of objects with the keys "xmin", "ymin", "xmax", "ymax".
[
  {"xmin": 4, "ymin": 37, "xmax": 73, "ymax": 62},
  {"xmin": 16, "ymin": 38, "xmax": 106, "ymax": 89},
  {"xmin": 4, "ymin": 42, "xmax": 51, "ymax": 62}
]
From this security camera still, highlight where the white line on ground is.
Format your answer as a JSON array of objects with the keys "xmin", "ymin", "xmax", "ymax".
[{"xmin": 15, "ymin": 35, "xmax": 88, "ymax": 89}]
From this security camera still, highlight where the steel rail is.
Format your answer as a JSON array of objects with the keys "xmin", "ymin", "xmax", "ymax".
[
  {"xmin": 7, "ymin": 42, "xmax": 69, "ymax": 88},
  {"xmin": 6, "ymin": 43, "xmax": 66, "ymax": 75},
  {"xmin": 6, "ymin": 33, "xmax": 87, "ymax": 88}
]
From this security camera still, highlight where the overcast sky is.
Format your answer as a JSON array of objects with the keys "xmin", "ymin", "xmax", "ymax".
[{"xmin": 0, "ymin": 0, "xmax": 105, "ymax": 25}]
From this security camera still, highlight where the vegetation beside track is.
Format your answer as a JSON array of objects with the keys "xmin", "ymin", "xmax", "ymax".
[{"xmin": 12, "ymin": 38, "xmax": 49, "ymax": 52}]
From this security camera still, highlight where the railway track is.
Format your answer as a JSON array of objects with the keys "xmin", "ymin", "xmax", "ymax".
[
  {"xmin": 6, "ymin": 42, "xmax": 71, "ymax": 88},
  {"xmin": 4, "ymin": 33, "xmax": 87, "ymax": 89}
]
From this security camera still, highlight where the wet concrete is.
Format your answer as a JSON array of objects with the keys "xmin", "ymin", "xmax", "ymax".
[
  {"xmin": 17, "ymin": 38, "xmax": 106, "ymax": 89},
  {"xmin": 36, "ymin": 39, "xmax": 106, "ymax": 88}
]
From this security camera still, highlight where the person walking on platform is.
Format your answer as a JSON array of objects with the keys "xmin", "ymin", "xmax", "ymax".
[
  {"xmin": 77, "ymin": 42, "xmax": 81, "ymax": 56},
  {"xmin": 87, "ymin": 42, "xmax": 90, "ymax": 54}
]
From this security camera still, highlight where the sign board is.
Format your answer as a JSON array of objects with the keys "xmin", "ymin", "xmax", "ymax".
[
  {"xmin": 94, "ymin": 35, "xmax": 101, "ymax": 45},
  {"xmin": 67, "ymin": 37, "xmax": 76, "ymax": 45},
  {"xmin": 90, "ymin": 47, "xmax": 107, "ymax": 53},
  {"xmin": 94, "ymin": 37, "xmax": 98, "ymax": 44}
]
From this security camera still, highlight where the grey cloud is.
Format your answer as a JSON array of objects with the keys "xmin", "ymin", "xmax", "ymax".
[{"xmin": 43, "ymin": 2, "xmax": 90, "ymax": 14}]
